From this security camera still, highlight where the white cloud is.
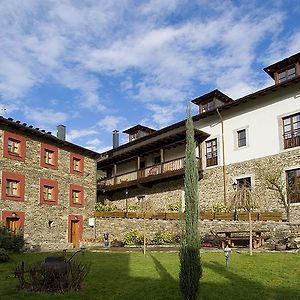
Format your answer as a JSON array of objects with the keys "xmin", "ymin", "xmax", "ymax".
[
  {"xmin": 98, "ymin": 115, "xmax": 127, "ymax": 132},
  {"xmin": 67, "ymin": 128, "xmax": 98, "ymax": 143},
  {"xmin": 23, "ymin": 108, "xmax": 69, "ymax": 126}
]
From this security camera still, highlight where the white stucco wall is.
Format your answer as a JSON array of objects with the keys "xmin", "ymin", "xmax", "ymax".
[{"xmin": 195, "ymin": 85, "xmax": 300, "ymax": 168}]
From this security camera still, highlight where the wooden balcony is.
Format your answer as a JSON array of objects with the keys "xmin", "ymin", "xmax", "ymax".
[{"xmin": 98, "ymin": 156, "xmax": 201, "ymax": 192}]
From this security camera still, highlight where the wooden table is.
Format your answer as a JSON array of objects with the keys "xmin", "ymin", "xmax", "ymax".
[{"xmin": 215, "ymin": 230, "xmax": 267, "ymax": 249}]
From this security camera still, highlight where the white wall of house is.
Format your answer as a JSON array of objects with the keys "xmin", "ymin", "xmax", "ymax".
[{"xmin": 195, "ymin": 86, "xmax": 300, "ymax": 168}]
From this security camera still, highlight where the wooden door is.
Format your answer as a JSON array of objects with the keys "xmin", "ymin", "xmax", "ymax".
[
  {"xmin": 71, "ymin": 220, "xmax": 79, "ymax": 248},
  {"xmin": 6, "ymin": 217, "xmax": 18, "ymax": 235}
]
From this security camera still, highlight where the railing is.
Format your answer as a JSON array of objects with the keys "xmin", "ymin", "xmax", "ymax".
[
  {"xmin": 98, "ymin": 157, "xmax": 200, "ymax": 187},
  {"xmin": 283, "ymin": 129, "xmax": 300, "ymax": 149}
]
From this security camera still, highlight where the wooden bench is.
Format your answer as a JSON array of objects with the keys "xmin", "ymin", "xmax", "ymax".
[{"xmin": 259, "ymin": 212, "xmax": 282, "ymax": 221}]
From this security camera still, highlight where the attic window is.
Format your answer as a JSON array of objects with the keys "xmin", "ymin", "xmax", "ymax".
[
  {"xmin": 201, "ymin": 100, "xmax": 215, "ymax": 113},
  {"xmin": 277, "ymin": 66, "xmax": 296, "ymax": 83}
]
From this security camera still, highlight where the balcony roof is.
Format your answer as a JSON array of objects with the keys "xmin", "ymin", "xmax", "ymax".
[{"xmin": 98, "ymin": 125, "xmax": 209, "ymax": 167}]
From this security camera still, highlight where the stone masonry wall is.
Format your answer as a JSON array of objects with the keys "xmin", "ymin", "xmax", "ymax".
[
  {"xmin": 0, "ymin": 129, "xmax": 97, "ymax": 251},
  {"xmin": 88, "ymin": 217, "xmax": 300, "ymax": 247}
]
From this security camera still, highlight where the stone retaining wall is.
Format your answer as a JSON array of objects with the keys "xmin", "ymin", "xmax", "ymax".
[{"xmin": 84, "ymin": 217, "xmax": 300, "ymax": 247}]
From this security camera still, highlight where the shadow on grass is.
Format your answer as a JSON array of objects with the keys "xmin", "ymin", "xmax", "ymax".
[{"xmin": 201, "ymin": 261, "xmax": 300, "ymax": 300}]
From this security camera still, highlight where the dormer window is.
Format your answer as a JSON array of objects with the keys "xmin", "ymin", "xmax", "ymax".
[
  {"xmin": 201, "ymin": 100, "xmax": 215, "ymax": 113},
  {"xmin": 277, "ymin": 66, "xmax": 296, "ymax": 84},
  {"xmin": 191, "ymin": 89, "xmax": 233, "ymax": 114},
  {"xmin": 264, "ymin": 52, "xmax": 300, "ymax": 85},
  {"xmin": 123, "ymin": 125, "xmax": 156, "ymax": 143}
]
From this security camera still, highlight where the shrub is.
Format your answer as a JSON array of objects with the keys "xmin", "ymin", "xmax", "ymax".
[
  {"xmin": 212, "ymin": 202, "xmax": 230, "ymax": 213},
  {"xmin": 0, "ymin": 248, "xmax": 9, "ymax": 263},
  {"xmin": 152, "ymin": 231, "xmax": 175, "ymax": 245},
  {"xmin": 95, "ymin": 203, "xmax": 117, "ymax": 212},
  {"xmin": 128, "ymin": 204, "xmax": 139, "ymax": 211},
  {"xmin": 123, "ymin": 230, "xmax": 144, "ymax": 245},
  {"xmin": 15, "ymin": 259, "xmax": 90, "ymax": 293},
  {"xmin": 0, "ymin": 224, "xmax": 24, "ymax": 252},
  {"xmin": 167, "ymin": 202, "xmax": 181, "ymax": 211}
]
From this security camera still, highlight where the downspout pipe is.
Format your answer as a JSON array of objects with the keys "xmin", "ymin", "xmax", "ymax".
[{"xmin": 216, "ymin": 108, "xmax": 227, "ymax": 205}]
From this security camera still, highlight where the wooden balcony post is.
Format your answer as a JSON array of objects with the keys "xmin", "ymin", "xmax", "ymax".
[
  {"xmin": 137, "ymin": 156, "xmax": 141, "ymax": 178},
  {"xmin": 113, "ymin": 164, "xmax": 117, "ymax": 184},
  {"xmin": 160, "ymin": 148, "xmax": 164, "ymax": 173}
]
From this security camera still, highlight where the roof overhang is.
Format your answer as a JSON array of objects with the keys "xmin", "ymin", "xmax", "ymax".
[{"xmin": 98, "ymin": 125, "xmax": 209, "ymax": 167}]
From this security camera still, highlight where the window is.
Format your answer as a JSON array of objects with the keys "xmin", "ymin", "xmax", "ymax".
[
  {"xmin": 236, "ymin": 177, "xmax": 252, "ymax": 189},
  {"xmin": 43, "ymin": 186, "xmax": 55, "ymax": 201},
  {"xmin": 6, "ymin": 180, "xmax": 19, "ymax": 197},
  {"xmin": 286, "ymin": 168, "xmax": 300, "ymax": 204},
  {"xmin": 40, "ymin": 178, "xmax": 58, "ymax": 205},
  {"xmin": 1, "ymin": 171, "xmax": 25, "ymax": 201},
  {"xmin": 237, "ymin": 129, "xmax": 247, "ymax": 148},
  {"xmin": 69, "ymin": 184, "xmax": 84, "ymax": 207},
  {"xmin": 41, "ymin": 144, "xmax": 58, "ymax": 170},
  {"xmin": 206, "ymin": 139, "xmax": 218, "ymax": 167},
  {"xmin": 3, "ymin": 131, "xmax": 26, "ymax": 161},
  {"xmin": 283, "ymin": 113, "xmax": 300, "ymax": 149},
  {"xmin": 70, "ymin": 153, "xmax": 84, "ymax": 176},
  {"xmin": 201, "ymin": 100, "xmax": 215, "ymax": 113},
  {"xmin": 277, "ymin": 66, "xmax": 296, "ymax": 83}
]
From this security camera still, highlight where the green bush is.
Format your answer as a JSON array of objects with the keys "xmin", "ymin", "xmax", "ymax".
[
  {"xmin": 212, "ymin": 202, "xmax": 230, "ymax": 213},
  {"xmin": 123, "ymin": 230, "xmax": 144, "ymax": 245},
  {"xmin": 0, "ymin": 248, "xmax": 9, "ymax": 263},
  {"xmin": 95, "ymin": 203, "xmax": 117, "ymax": 212},
  {"xmin": 128, "ymin": 204, "xmax": 139, "ymax": 211},
  {"xmin": 0, "ymin": 225, "xmax": 24, "ymax": 252},
  {"xmin": 167, "ymin": 203, "xmax": 181, "ymax": 211},
  {"xmin": 152, "ymin": 230, "xmax": 176, "ymax": 245}
]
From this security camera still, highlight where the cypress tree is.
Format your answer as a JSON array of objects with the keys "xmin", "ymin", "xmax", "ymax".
[{"xmin": 179, "ymin": 104, "xmax": 202, "ymax": 300}]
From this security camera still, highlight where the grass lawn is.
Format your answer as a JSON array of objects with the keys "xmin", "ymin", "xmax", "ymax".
[{"xmin": 0, "ymin": 250, "xmax": 299, "ymax": 300}]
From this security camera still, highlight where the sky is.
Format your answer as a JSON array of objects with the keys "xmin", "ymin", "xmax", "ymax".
[{"xmin": 1, "ymin": 0, "xmax": 300, "ymax": 153}]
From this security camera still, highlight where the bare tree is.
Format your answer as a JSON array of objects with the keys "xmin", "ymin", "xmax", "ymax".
[
  {"xmin": 256, "ymin": 160, "xmax": 293, "ymax": 222},
  {"xmin": 230, "ymin": 183, "xmax": 260, "ymax": 256}
]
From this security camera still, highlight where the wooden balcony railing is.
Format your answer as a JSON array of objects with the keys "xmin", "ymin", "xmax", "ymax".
[{"xmin": 98, "ymin": 156, "xmax": 200, "ymax": 188}]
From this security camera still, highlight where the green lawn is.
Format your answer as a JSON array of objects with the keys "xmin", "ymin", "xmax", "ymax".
[{"xmin": 0, "ymin": 251, "xmax": 299, "ymax": 300}]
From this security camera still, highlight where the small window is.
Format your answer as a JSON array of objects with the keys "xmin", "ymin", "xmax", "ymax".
[
  {"xmin": 201, "ymin": 100, "xmax": 215, "ymax": 113},
  {"xmin": 236, "ymin": 177, "xmax": 252, "ymax": 189},
  {"xmin": 1, "ymin": 171, "xmax": 25, "ymax": 201},
  {"xmin": 3, "ymin": 131, "xmax": 26, "ymax": 161},
  {"xmin": 70, "ymin": 153, "xmax": 84, "ymax": 176},
  {"xmin": 43, "ymin": 186, "xmax": 55, "ymax": 201},
  {"xmin": 6, "ymin": 180, "xmax": 19, "ymax": 197},
  {"xmin": 237, "ymin": 129, "xmax": 247, "ymax": 148},
  {"xmin": 44, "ymin": 149, "xmax": 55, "ymax": 165},
  {"xmin": 40, "ymin": 178, "xmax": 58, "ymax": 205},
  {"xmin": 69, "ymin": 184, "xmax": 84, "ymax": 207},
  {"xmin": 41, "ymin": 144, "xmax": 58, "ymax": 170},
  {"xmin": 206, "ymin": 139, "xmax": 218, "ymax": 167},
  {"xmin": 286, "ymin": 168, "xmax": 300, "ymax": 204},
  {"xmin": 283, "ymin": 113, "xmax": 300, "ymax": 149},
  {"xmin": 277, "ymin": 66, "xmax": 296, "ymax": 83}
]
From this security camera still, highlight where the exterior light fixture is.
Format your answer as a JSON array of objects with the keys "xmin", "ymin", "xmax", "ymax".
[
  {"xmin": 11, "ymin": 212, "xmax": 17, "ymax": 218},
  {"xmin": 232, "ymin": 182, "xmax": 237, "ymax": 191},
  {"xmin": 224, "ymin": 244, "xmax": 232, "ymax": 268}
]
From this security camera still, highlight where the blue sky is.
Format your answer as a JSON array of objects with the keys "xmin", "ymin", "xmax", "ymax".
[{"xmin": 1, "ymin": 0, "xmax": 300, "ymax": 152}]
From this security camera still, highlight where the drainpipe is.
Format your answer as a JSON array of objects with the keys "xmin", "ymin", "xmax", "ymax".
[{"xmin": 216, "ymin": 108, "xmax": 227, "ymax": 205}]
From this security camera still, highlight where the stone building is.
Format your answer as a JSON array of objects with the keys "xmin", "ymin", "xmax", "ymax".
[
  {"xmin": 97, "ymin": 51, "xmax": 300, "ymax": 226},
  {"xmin": 0, "ymin": 117, "xmax": 99, "ymax": 251}
]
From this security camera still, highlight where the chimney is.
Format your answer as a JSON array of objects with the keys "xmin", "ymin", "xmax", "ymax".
[
  {"xmin": 57, "ymin": 125, "xmax": 66, "ymax": 141},
  {"xmin": 113, "ymin": 130, "xmax": 119, "ymax": 148}
]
